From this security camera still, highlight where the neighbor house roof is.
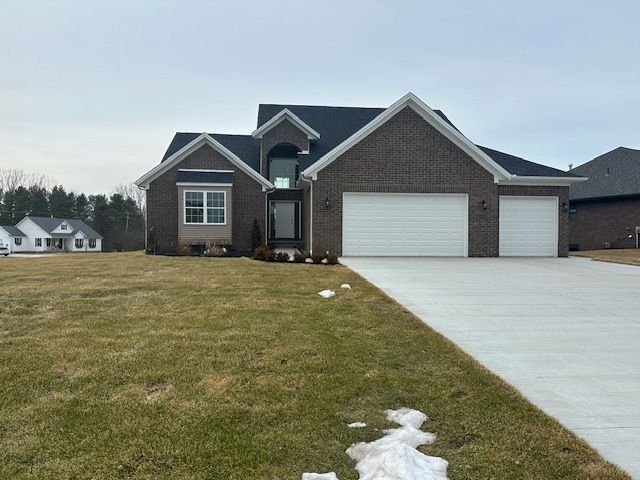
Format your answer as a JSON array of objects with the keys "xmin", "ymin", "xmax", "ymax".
[
  {"xmin": 570, "ymin": 147, "xmax": 640, "ymax": 201},
  {"xmin": 0, "ymin": 226, "xmax": 25, "ymax": 236},
  {"xmin": 22, "ymin": 216, "xmax": 103, "ymax": 239},
  {"xmin": 160, "ymin": 101, "xmax": 578, "ymax": 181}
]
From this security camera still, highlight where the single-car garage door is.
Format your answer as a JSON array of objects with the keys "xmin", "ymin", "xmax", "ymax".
[
  {"xmin": 342, "ymin": 193, "xmax": 468, "ymax": 256},
  {"xmin": 499, "ymin": 196, "xmax": 558, "ymax": 257}
]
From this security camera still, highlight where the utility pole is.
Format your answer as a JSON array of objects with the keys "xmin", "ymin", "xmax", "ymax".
[{"xmin": 123, "ymin": 211, "xmax": 131, "ymax": 247}]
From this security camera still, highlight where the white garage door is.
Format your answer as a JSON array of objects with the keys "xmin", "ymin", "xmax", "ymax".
[
  {"xmin": 342, "ymin": 193, "xmax": 468, "ymax": 256},
  {"xmin": 499, "ymin": 196, "xmax": 558, "ymax": 257}
]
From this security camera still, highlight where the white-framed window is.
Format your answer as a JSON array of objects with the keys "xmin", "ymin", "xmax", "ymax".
[
  {"xmin": 269, "ymin": 158, "xmax": 298, "ymax": 189},
  {"xmin": 14, "ymin": 237, "xmax": 22, "ymax": 246},
  {"xmin": 46, "ymin": 238, "xmax": 51, "ymax": 247},
  {"xmin": 184, "ymin": 191, "xmax": 226, "ymax": 225},
  {"xmin": 75, "ymin": 238, "xmax": 84, "ymax": 248},
  {"xmin": 89, "ymin": 238, "xmax": 96, "ymax": 248},
  {"xmin": 61, "ymin": 224, "xmax": 67, "ymax": 230},
  {"xmin": 35, "ymin": 238, "xmax": 42, "ymax": 247}
]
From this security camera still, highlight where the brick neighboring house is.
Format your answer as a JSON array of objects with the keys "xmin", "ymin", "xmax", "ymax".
[
  {"xmin": 569, "ymin": 147, "xmax": 640, "ymax": 250},
  {"xmin": 135, "ymin": 93, "xmax": 585, "ymax": 257}
]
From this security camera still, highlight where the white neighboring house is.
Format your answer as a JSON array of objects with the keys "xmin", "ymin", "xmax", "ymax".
[
  {"xmin": 0, "ymin": 226, "xmax": 28, "ymax": 253},
  {"xmin": 12, "ymin": 216, "xmax": 103, "ymax": 253}
]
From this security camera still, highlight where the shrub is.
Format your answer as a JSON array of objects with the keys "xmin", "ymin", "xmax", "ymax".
[
  {"xmin": 251, "ymin": 219, "xmax": 262, "ymax": 251},
  {"xmin": 275, "ymin": 251, "xmax": 290, "ymax": 262},
  {"xmin": 206, "ymin": 245, "xmax": 225, "ymax": 257},
  {"xmin": 254, "ymin": 244, "xmax": 276, "ymax": 262},
  {"xmin": 310, "ymin": 253, "xmax": 324, "ymax": 264},
  {"xmin": 326, "ymin": 253, "xmax": 339, "ymax": 265},
  {"xmin": 292, "ymin": 252, "xmax": 307, "ymax": 263},
  {"xmin": 176, "ymin": 243, "xmax": 192, "ymax": 256}
]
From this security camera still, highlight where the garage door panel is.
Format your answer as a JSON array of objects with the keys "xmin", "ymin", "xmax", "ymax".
[
  {"xmin": 342, "ymin": 193, "xmax": 468, "ymax": 256},
  {"xmin": 499, "ymin": 196, "xmax": 558, "ymax": 257}
]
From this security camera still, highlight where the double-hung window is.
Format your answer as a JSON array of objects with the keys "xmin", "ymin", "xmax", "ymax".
[
  {"xmin": 14, "ymin": 237, "xmax": 22, "ymax": 246},
  {"xmin": 89, "ymin": 238, "xmax": 97, "ymax": 248},
  {"xmin": 75, "ymin": 238, "xmax": 84, "ymax": 248},
  {"xmin": 35, "ymin": 238, "xmax": 42, "ymax": 247},
  {"xmin": 184, "ymin": 191, "xmax": 226, "ymax": 225}
]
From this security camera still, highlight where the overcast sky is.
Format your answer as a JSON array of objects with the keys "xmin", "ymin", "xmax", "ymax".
[{"xmin": 1, "ymin": 1, "xmax": 638, "ymax": 193}]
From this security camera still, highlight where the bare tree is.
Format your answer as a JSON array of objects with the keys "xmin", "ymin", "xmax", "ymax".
[
  {"xmin": 0, "ymin": 168, "xmax": 55, "ymax": 192},
  {"xmin": 112, "ymin": 182, "xmax": 146, "ymax": 213}
]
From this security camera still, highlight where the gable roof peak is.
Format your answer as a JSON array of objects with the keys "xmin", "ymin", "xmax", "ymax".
[{"xmin": 251, "ymin": 108, "xmax": 320, "ymax": 140}]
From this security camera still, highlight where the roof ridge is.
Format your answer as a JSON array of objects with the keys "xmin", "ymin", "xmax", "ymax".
[{"xmin": 258, "ymin": 103, "xmax": 386, "ymax": 110}]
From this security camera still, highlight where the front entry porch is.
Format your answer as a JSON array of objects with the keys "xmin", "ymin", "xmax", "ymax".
[{"xmin": 268, "ymin": 200, "xmax": 302, "ymax": 248}]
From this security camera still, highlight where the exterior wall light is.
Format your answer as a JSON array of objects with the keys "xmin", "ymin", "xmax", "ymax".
[
  {"xmin": 562, "ymin": 202, "xmax": 569, "ymax": 212},
  {"xmin": 480, "ymin": 200, "xmax": 487, "ymax": 210},
  {"xmin": 325, "ymin": 197, "xmax": 331, "ymax": 209}
]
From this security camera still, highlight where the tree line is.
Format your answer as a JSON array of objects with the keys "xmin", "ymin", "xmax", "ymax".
[{"xmin": 0, "ymin": 168, "xmax": 145, "ymax": 251}]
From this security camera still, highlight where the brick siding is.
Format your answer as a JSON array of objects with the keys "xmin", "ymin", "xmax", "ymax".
[
  {"xmin": 570, "ymin": 196, "xmax": 640, "ymax": 250},
  {"xmin": 146, "ymin": 144, "xmax": 265, "ymax": 254},
  {"xmin": 311, "ymin": 107, "xmax": 569, "ymax": 257},
  {"xmin": 260, "ymin": 120, "xmax": 309, "ymax": 177}
]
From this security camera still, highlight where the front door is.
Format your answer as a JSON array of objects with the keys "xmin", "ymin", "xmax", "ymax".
[{"xmin": 274, "ymin": 202, "xmax": 295, "ymax": 239}]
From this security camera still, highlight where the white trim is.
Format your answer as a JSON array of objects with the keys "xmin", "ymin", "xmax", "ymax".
[
  {"xmin": 499, "ymin": 195, "xmax": 559, "ymax": 257},
  {"xmin": 183, "ymin": 190, "xmax": 227, "ymax": 226},
  {"xmin": 341, "ymin": 192, "xmax": 469, "ymax": 257},
  {"xmin": 135, "ymin": 133, "xmax": 273, "ymax": 191},
  {"xmin": 251, "ymin": 109, "xmax": 320, "ymax": 140},
  {"xmin": 302, "ymin": 93, "xmax": 511, "ymax": 182},
  {"xmin": 498, "ymin": 176, "xmax": 588, "ymax": 186},
  {"xmin": 176, "ymin": 183, "xmax": 233, "ymax": 187}
]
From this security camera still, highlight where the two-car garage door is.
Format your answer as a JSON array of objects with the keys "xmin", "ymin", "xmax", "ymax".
[
  {"xmin": 342, "ymin": 193, "xmax": 559, "ymax": 257},
  {"xmin": 342, "ymin": 193, "xmax": 468, "ymax": 256}
]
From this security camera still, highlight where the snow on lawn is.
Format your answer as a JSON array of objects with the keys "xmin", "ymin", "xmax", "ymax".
[
  {"xmin": 303, "ymin": 408, "xmax": 448, "ymax": 480},
  {"xmin": 318, "ymin": 289, "xmax": 336, "ymax": 298},
  {"xmin": 347, "ymin": 422, "xmax": 367, "ymax": 428}
]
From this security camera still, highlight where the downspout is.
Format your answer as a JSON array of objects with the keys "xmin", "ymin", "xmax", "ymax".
[
  {"xmin": 264, "ymin": 185, "xmax": 276, "ymax": 245},
  {"xmin": 137, "ymin": 185, "xmax": 149, "ymax": 252},
  {"xmin": 299, "ymin": 173, "xmax": 313, "ymax": 254}
]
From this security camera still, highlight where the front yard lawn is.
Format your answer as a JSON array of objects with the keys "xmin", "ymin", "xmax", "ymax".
[
  {"xmin": 0, "ymin": 253, "xmax": 628, "ymax": 479},
  {"xmin": 571, "ymin": 248, "xmax": 640, "ymax": 266}
]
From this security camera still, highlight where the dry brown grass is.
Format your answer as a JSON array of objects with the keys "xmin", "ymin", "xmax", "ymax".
[
  {"xmin": 571, "ymin": 248, "xmax": 640, "ymax": 266},
  {"xmin": 0, "ymin": 252, "xmax": 629, "ymax": 479}
]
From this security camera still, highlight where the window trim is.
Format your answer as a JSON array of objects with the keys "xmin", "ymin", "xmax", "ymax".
[
  {"xmin": 89, "ymin": 238, "xmax": 97, "ymax": 248},
  {"xmin": 35, "ymin": 238, "xmax": 42, "ymax": 247},
  {"xmin": 14, "ymin": 237, "xmax": 22, "ymax": 246},
  {"xmin": 75, "ymin": 238, "xmax": 84, "ymax": 249},
  {"xmin": 269, "ymin": 158, "xmax": 299, "ymax": 190},
  {"xmin": 61, "ymin": 223, "xmax": 67, "ymax": 230},
  {"xmin": 183, "ymin": 190, "xmax": 227, "ymax": 226}
]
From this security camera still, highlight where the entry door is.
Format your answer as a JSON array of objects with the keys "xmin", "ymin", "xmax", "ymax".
[{"xmin": 274, "ymin": 202, "xmax": 295, "ymax": 239}]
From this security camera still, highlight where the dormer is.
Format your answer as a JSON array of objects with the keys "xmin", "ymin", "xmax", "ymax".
[
  {"xmin": 52, "ymin": 221, "xmax": 73, "ymax": 234},
  {"xmin": 252, "ymin": 109, "xmax": 319, "ymax": 179}
]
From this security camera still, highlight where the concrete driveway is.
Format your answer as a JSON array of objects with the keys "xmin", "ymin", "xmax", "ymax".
[{"xmin": 342, "ymin": 256, "xmax": 640, "ymax": 478}]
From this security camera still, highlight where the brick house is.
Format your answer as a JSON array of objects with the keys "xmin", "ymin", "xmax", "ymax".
[
  {"xmin": 569, "ymin": 147, "xmax": 640, "ymax": 250},
  {"xmin": 134, "ymin": 93, "xmax": 584, "ymax": 257}
]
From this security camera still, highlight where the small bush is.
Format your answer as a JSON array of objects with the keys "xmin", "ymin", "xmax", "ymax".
[
  {"xmin": 253, "ymin": 244, "xmax": 270, "ymax": 261},
  {"xmin": 292, "ymin": 252, "xmax": 307, "ymax": 263},
  {"xmin": 310, "ymin": 253, "xmax": 324, "ymax": 264},
  {"xmin": 264, "ymin": 249, "xmax": 276, "ymax": 262},
  {"xmin": 206, "ymin": 245, "xmax": 225, "ymax": 257},
  {"xmin": 176, "ymin": 243, "xmax": 192, "ymax": 256},
  {"xmin": 326, "ymin": 253, "xmax": 339, "ymax": 265},
  {"xmin": 275, "ymin": 251, "xmax": 290, "ymax": 262}
]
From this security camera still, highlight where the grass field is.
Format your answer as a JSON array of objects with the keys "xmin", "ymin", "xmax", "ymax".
[
  {"xmin": 0, "ymin": 253, "xmax": 629, "ymax": 479},
  {"xmin": 571, "ymin": 248, "xmax": 640, "ymax": 266}
]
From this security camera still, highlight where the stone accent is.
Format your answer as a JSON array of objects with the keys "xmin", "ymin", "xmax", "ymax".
[
  {"xmin": 569, "ymin": 196, "xmax": 640, "ymax": 250},
  {"xmin": 311, "ymin": 107, "xmax": 569, "ymax": 257},
  {"xmin": 146, "ymin": 144, "xmax": 265, "ymax": 254}
]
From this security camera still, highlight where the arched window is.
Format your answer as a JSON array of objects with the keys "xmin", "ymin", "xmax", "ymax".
[{"xmin": 268, "ymin": 144, "xmax": 299, "ymax": 189}]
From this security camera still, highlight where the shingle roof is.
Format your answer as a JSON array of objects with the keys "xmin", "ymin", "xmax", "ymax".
[
  {"xmin": 162, "ymin": 134, "xmax": 261, "ymax": 172},
  {"xmin": 160, "ymin": 103, "xmax": 576, "ymax": 178},
  {"xmin": 569, "ymin": 147, "xmax": 640, "ymax": 200},
  {"xmin": 176, "ymin": 170, "xmax": 234, "ymax": 184},
  {"xmin": 0, "ymin": 226, "xmax": 25, "ymax": 236},
  {"xmin": 23, "ymin": 216, "xmax": 103, "ymax": 239}
]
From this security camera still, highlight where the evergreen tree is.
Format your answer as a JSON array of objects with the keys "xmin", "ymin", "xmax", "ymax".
[
  {"xmin": 74, "ymin": 193, "xmax": 91, "ymax": 221},
  {"xmin": 13, "ymin": 186, "xmax": 32, "ymax": 221},
  {"xmin": 49, "ymin": 186, "xmax": 74, "ymax": 218},
  {"xmin": 29, "ymin": 187, "xmax": 50, "ymax": 216}
]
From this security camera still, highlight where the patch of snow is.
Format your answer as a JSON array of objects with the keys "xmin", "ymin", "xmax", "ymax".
[
  {"xmin": 302, "ymin": 473, "xmax": 339, "ymax": 480},
  {"xmin": 303, "ymin": 408, "xmax": 448, "ymax": 480},
  {"xmin": 340, "ymin": 284, "xmax": 352, "ymax": 289},
  {"xmin": 318, "ymin": 290, "xmax": 336, "ymax": 298},
  {"xmin": 345, "ymin": 408, "xmax": 447, "ymax": 480},
  {"xmin": 348, "ymin": 422, "xmax": 367, "ymax": 428},
  {"xmin": 385, "ymin": 407, "xmax": 428, "ymax": 429}
]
